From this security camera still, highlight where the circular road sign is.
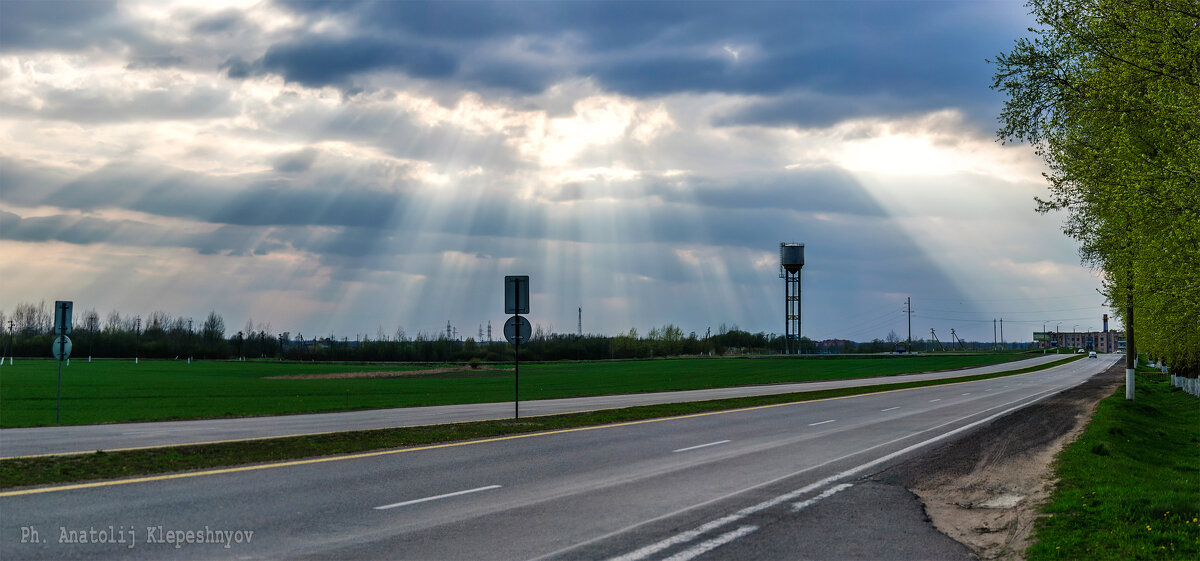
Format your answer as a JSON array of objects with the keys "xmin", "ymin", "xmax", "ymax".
[
  {"xmin": 51, "ymin": 335, "xmax": 73, "ymax": 360},
  {"xmin": 504, "ymin": 316, "xmax": 532, "ymax": 345}
]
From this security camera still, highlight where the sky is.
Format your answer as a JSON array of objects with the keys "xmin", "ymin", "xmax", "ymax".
[{"xmin": 0, "ymin": 0, "xmax": 1116, "ymax": 343}]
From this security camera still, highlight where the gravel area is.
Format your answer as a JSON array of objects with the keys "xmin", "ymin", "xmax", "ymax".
[{"xmin": 877, "ymin": 363, "xmax": 1123, "ymax": 559}]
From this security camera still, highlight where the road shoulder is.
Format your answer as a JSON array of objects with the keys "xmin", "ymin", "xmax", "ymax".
[{"xmin": 878, "ymin": 363, "xmax": 1122, "ymax": 559}]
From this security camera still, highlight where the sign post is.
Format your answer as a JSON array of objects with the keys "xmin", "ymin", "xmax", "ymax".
[
  {"xmin": 504, "ymin": 276, "xmax": 529, "ymax": 419},
  {"xmin": 53, "ymin": 301, "xmax": 73, "ymax": 423}
]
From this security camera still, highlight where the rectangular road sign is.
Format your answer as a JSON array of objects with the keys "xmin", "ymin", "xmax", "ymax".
[
  {"xmin": 504, "ymin": 276, "xmax": 529, "ymax": 314},
  {"xmin": 54, "ymin": 301, "xmax": 73, "ymax": 335}
]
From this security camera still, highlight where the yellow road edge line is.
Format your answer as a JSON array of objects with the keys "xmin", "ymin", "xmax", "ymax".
[{"xmin": 0, "ymin": 362, "xmax": 1085, "ymax": 498}]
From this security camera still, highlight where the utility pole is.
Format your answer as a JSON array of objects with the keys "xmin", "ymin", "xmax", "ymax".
[
  {"xmin": 905, "ymin": 297, "xmax": 912, "ymax": 352},
  {"xmin": 487, "ymin": 320, "xmax": 492, "ymax": 344},
  {"xmin": 1000, "ymin": 318, "xmax": 1004, "ymax": 347},
  {"xmin": 993, "ymin": 319, "xmax": 997, "ymax": 350},
  {"xmin": 578, "ymin": 306, "xmax": 582, "ymax": 337}
]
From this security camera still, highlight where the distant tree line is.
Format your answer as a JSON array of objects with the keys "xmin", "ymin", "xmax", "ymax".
[
  {"xmin": 0, "ymin": 302, "xmax": 231, "ymax": 360},
  {"xmin": 0, "ymin": 301, "xmax": 1020, "ymax": 363}
]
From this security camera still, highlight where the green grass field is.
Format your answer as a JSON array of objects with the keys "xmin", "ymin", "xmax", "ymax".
[
  {"xmin": 1, "ymin": 355, "xmax": 1081, "ymax": 489},
  {"xmin": 0, "ymin": 354, "xmax": 1032, "ymax": 427},
  {"xmin": 1027, "ymin": 370, "xmax": 1200, "ymax": 559}
]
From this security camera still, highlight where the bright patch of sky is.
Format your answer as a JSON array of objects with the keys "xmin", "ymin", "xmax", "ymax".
[{"xmin": 0, "ymin": 0, "xmax": 1113, "ymax": 342}]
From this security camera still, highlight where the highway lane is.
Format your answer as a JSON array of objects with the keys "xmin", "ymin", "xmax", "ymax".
[
  {"xmin": 0, "ymin": 354, "xmax": 1071, "ymax": 458},
  {"xmin": 0, "ymin": 355, "xmax": 1115, "ymax": 560}
]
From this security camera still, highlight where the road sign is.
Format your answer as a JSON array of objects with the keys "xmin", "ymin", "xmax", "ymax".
[
  {"xmin": 504, "ymin": 276, "xmax": 529, "ymax": 314},
  {"xmin": 52, "ymin": 335, "xmax": 72, "ymax": 361},
  {"xmin": 55, "ymin": 301, "xmax": 73, "ymax": 335},
  {"xmin": 504, "ymin": 316, "xmax": 531, "ymax": 345}
]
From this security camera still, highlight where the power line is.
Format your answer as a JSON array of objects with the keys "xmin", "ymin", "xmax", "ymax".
[
  {"xmin": 920, "ymin": 305, "xmax": 1103, "ymax": 315},
  {"xmin": 914, "ymin": 314, "xmax": 1103, "ymax": 323}
]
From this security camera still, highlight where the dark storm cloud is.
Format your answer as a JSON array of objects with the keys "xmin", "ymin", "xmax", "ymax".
[
  {"xmin": 212, "ymin": 180, "xmax": 404, "ymax": 227},
  {"xmin": 2, "ymin": 158, "xmax": 411, "ymax": 230},
  {"xmin": 0, "ymin": 209, "xmax": 290, "ymax": 256},
  {"xmin": 257, "ymin": 36, "xmax": 458, "ymax": 88},
  {"xmin": 0, "ymin": 210, "xmax": 134, "ymax": 245},
  {"xmin": 265, "ymin": 0, "xmax": 1019, "ymax": 126}
]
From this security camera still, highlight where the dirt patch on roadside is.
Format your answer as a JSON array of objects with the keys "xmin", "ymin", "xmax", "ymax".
[
  {"xmin": 880, "ymin": 364, "xmax": 1123, "ymax": 560},
  {"xmin": 267, "ymin": 366, "xmax": 512, "ymax": 380}
]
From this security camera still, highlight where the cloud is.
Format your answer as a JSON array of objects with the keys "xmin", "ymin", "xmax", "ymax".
[
  {"xmin": 25, "ymin": 83, "xmax": 233, "ymax": 123},
  {"xmin": 0, "ymin": 0, "xmax": 122, "ymax": 51},
  {"xmin": 271, "ymin": 148, "xmax": 319, "ymax": 173},
  {"xmin": 191, "ymin": 8, "xmax": 248, "ymax": 35},
  {"xmin": 257, "ymin": 36, "xmax": 458, "ymax": 88},
  {"xmin": 2, "ymin": 0, "xmax": 1110, "ymax": 340},
  {"xmin": 261, "ymin": 0, "xmax": 1020, "ymax": 128}
]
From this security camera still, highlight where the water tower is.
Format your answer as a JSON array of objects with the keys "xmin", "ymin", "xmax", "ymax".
[{"xmin": 780, "ymin": 243, "xmax": 805, "ymax": 354}]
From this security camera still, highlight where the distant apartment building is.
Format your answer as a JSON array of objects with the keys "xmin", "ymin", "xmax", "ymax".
[
  {"xmin": 1035, "ymin": 330, "xmax": 1125, "ymax": 353},
  {"xmin": 1035, "ymin": 314, "xmax": 1125, "ymax": 353}
]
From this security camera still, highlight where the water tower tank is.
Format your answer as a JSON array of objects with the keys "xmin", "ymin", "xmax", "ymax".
[{"xmin": 780, "ymin": 243, "xmax": 805, "ymax": 271}]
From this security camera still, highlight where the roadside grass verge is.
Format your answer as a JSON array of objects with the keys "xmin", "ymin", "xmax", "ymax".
[
  {"xmin": 1, "ymin": 353, "xmax": 1036, "ymax": 427},
  {"xmin": 0, "ymin": 355, "xmax": 1082, "ymax": 490},
  {"xmin": 1027, "ymin": 370, "xmax": 1200, "ymax": 560}
]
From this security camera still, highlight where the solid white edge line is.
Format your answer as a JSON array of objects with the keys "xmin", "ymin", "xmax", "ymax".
[
  {"xmin": 661, "ymin": 525, "xmax": 759, "ymax": 561},
  {"xmin": 600, "ymin": 384, "xmax": 1071, "ymax": 561},
  {"xmin": 808, "ymin": 419, "xmax": 836, "ymax": 426},
  {"xmin": 880, "ymin": 406, "xmax": 901, "ymax": 412},
  {"xmin": 673, "ymin": 440, "xmax": 731, "ymax": 453},
  {"xmin": 792, "ymin": 482, "xmax": 854, "ymax": 511},
  {"xmin": 374, "ymin": 485, "xmax": 502, "ymax": 510},
  {"xmin": 4, "ymin": 354, "xmax": 1084, "ymax": 460}
]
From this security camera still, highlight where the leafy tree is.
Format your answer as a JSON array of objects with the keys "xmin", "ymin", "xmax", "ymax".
[{"xmin": 993, "ymin": 0, "xmax": 1199, "ymax": 380}]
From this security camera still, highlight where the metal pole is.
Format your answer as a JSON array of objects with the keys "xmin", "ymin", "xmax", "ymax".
[
  {"xmin": 515, "ymin": 278, "xmax": 521, "ymax": 419},
  {"xmin": 515, "ymin": 327, "xmax": 520, "ymax": 419},
  {"xmin": 56, "ymin": 357, "xmax": 62, "ymax": 421},
  {"xmin": 906, "ymin": 297, "xmax": 911, "ymax": 352},
  {"xmin": 56, "ymin": 337, "xmax": 65, "ymax": 423},
  {"xmin": 783, "ymin": 269, "xmax": 789, "ymax": 355}
]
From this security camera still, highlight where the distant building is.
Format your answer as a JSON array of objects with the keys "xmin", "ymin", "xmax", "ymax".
[{"xmin": 1037, "ymin": 330, "xmax": 1125, "ymax": 353}]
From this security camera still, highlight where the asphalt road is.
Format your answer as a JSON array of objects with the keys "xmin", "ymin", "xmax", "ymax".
[
  {"xmin": 0, "ymin": 354, "xmax": 1071, "ymax": 458},
  {"xmin": 0, "ymin": 355, "xmax": 1116, "ymax": 560}
]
